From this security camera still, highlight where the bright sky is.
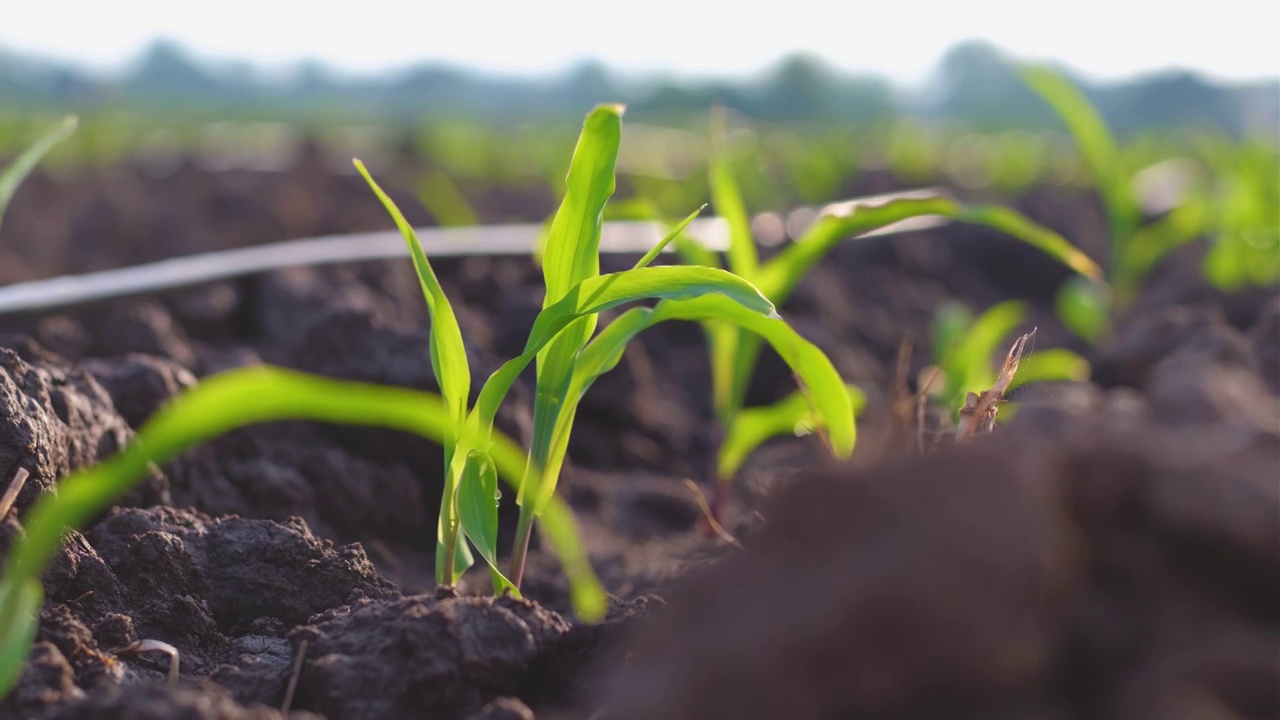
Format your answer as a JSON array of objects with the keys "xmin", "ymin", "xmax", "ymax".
[{"xmin": 2, "ymin": 0, "xmax": 1276, "ymax": 84}]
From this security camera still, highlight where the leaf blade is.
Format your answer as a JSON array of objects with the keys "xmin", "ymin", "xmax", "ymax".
[
  {"xmin": 758, "ymin": 196, "xmax": 1102, "ymax": 304},
  {"xmin": 0, "ymin": 115, "xmax": 77, "ymax": 232}
]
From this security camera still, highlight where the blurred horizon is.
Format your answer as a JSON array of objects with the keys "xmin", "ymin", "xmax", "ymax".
[
  {"xmin": 3, "ymin": 36, "xmax": 1278, "ymax": 138},
  {"xmin": 4, "ymin": 0, "xmax": 1278, "ymax": 85}
]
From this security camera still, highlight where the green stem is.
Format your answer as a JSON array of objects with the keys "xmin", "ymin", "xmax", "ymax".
[
  {"xmin": 510, "ymin": 508, "xmax": 536, "ymax": 589},
  {"xmin": 439, "ymin": 477, "xmax": 459, "ymax": 585}
]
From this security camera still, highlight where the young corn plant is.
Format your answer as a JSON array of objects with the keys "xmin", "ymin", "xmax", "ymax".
[
  {"xmin": 1198, "ymin": 139, "xmax": 1280, "ymax": 291},
  {"xmin": 1017, "ymin": 66, "xmax": 1272, "ymax": 342},
  {"xmin": 679, "ymin": 109, "xmax": 1103, "ymax": 515},
  {"xmin": 927, "ymin": 300, "xmax": 1090, "ymax": 417},
  {"xmin": 358, "ymin": 104, "xmax": 855, "ymax": 590},
  {"xmin": 0, "ymin": 104, "xmax": 841, "ymax": 700}
]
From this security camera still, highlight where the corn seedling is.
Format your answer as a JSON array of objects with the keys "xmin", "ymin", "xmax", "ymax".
[
  {"xmin": 357, "ymin": 104, "xmax": 853, "ymax": 590},
  {"xmin": 679, "ymin": 109, "xmax": 1101, "ymax": 515},
  {"xmin": 1199, "ymin": 140, "xmax": 1280, "ymax": 291},
  {"xmin": 1018, "ymin": 66, "xmax": 1274, "ymax": 342},
  {"xmin": 928, "ymin": 300, "xmax": 1089, "ymax": 420},
  {"xmin": 0, "ymin": 115, "xmax": 78, "ymax": 233}
]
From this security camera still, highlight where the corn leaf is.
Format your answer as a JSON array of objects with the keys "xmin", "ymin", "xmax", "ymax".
[
  {"xmin": 931, "ymin": 302, "xmax": 976, "ymax": 366},
  {"xmin": 0, "ymin": 580, "xmax": 41, "ymax": 700},
  {"xmin": 756, "ymin": 196, "xmax": 1102, "ymax": 303},
  {"xmin": 538, "ymin": 498, "xmax": 608, "ymax": 622},
  {"xmin": 945, "ymin": 300, "xmax": 1026, "ymax": 407},
  {"xmin": 1018, "ymin": 65, "xmax": 1139, "ymax": 264},
  {"xmin": 472, "ymin": 266, "xmax": 777, "ymax": 444},
  {"xmin": 649, "ymin": 295, "xmax": 856, "ymax": 459},
  {"xmin": 355, "ymin": 159, "xmax": 477, "ymax": 584},
  {"xmin": 631, "ymin": 204, "xmax": 706, "ymax": 271},
  {"xmin": 1055, "ymin": 277, "xmax": 1111, "ymax": 344},
  {"xmin": 1008, "ymin": 348, "xmax": 1090, "ymax": 392},
  {"xmin": 353, "ymin": 159, "xmax": 471, "ymax": 428},
  {"xmin": 456, "ymin": 450, "xmax": 516, "ymax": 594},
  {"xmin": 528, "ymin": 105, "xmax": 624, "ymax": 508},
  {"xmin": 417, "ymin": 168, "xmax": 478, "ymax": 227},
  {"xmin": 541, "ymin": 104, "xmax": 624, "ymax": 306},
  {"xmin": 1, "ymin": 367, "xmax": 603, "ymax": 619},
  {"xmin": 0, "ymin": 115, "xmax": 77, "ymax": 232},
  {"xmin": 718, "ymin": 384, "xmax": 867, "ymax": 480},
  {"xmin": 709, "ymin": 106, "xmax": 757, "ymax": 277}
]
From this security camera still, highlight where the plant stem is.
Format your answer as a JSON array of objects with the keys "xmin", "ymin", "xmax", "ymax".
[
  {"xmin": 439, "ymin": 475, "xmax": 458, "ymax": 585},
  {"xmin": 510, "ymin": 509, "xmax": 536, "ymax": 589},
  {"xmin": 704, "ymin": 421, "xmax": 728, "ymax": 528}
]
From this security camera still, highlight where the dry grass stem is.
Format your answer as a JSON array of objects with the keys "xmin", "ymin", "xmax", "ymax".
[
  {"xmin": 0, "ymin": 468, "xmax": 30, "ymax": 520},
  {"xmin": 281, "ymin": 638, "xmax": 309, "ymax": 714},
  {"xmin": 682, "ymin": 479, "xmax": 742, "ymax": 549},
  {"xmin": 955, "ymin": 329, "xmax": 1036, "ymax": 441}
]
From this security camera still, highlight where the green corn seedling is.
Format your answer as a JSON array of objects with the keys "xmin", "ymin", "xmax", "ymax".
[
  {"xmin": 928, "ymin": 300, "xmax": 1089, "ymax": 417},
  {"xmin": 1018, "ymin": 65, "xmax": 1266, "ymax": 342},
  {"xmin": 1199, "ymin": 140, "xmax": 1280, "ymax": 291},
  {"xmin": 357, "ymin": 104, "xmax": 854, "ymax": 591},
  {"xmin": 678, "ymin": 109, "xmax": 1102, "ymax": 515}
]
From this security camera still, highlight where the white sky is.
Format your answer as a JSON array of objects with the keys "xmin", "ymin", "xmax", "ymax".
[{"xmin": 1, "ymin": 0, "xmax": 1276, "ymax": 84}]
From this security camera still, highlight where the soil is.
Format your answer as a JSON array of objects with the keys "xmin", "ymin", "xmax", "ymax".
[{"xmin": 0, "ymin": 149, "xmax": 1276, "ymax": 719}]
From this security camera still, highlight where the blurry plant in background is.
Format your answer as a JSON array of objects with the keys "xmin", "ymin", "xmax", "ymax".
[
  {"xmin": 927, "ymin": 300, "xmax": 1090, "ymax": 419},
  {"xmin": 1020, "ymin": 65, "xmax": 1280, "ymax": 344}
]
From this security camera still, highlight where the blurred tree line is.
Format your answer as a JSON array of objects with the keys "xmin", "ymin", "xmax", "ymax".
[{"xmin": 1, "ymin": 39, "xmax": 1276, "ymax": 138}]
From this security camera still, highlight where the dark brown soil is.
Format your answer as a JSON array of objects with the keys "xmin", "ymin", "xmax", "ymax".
[{"xmin": 0, "ymin": 154, "xmax": 1275, "ymax": 719}]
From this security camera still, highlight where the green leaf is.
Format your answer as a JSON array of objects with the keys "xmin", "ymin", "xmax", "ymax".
[
  {"xmin": 541, "ymin": 103, "xmax": 625, "ymax": 306},
  {"xmin": 631, "ymin": 205, "xmax": 706, "ymax": 271},
  {"xmin": 470, "ymin": 266, "xmax": 779, "ymax": 451},
  {"xmin": 537, "ymin": 499, "xmax": 608, "ymax": 622},
  {"xmin": 651, "ymin": 295, "xmax": 856, "ymax": 459},
  {"xmin": 719, "ymin": 384, "xmax": 867, "ymax": 480},
  {"xmin": 0, "ymin": 115, "xmax": 77, "ymax": 232},
  {"xmin": 1055, "ymin": 277, "xmax": 1111, "ymax": 344},
  {"xmin": 709, "ymin": 106, "xmax": 757, "ymax": 277},
  {"xmin": 1119, "ymin": 195, "xmax": 1208, "ymax": 289},
  {"xmin": 529, "ymin": 104, "xmax": 624, "ymax": 510},
  {"xmin": 353, "ymin": 159, "xmax": 471, "ymax": 429},
  {"xmin": 525, "ymin": 266, "xmax": 775, "ymax": 353},
  {"xmin": 757, "ymin": 196, "xmax": 1103, "ymax": 304},
  {"xmin": 1018, "ymin": 65, "xmax": 1139, "ymax": 273},
  {"xmin": 355, "ymin": 159, "xmax": 476, "ymax": 586},
  {"xmin": 1007, "ymin": 348, "xmax": 1091, "ymax": 392},
  {"xmin": 0, "ymin": 367, "xmax": 607, "ymax": 652},
  {"xmin": 931, "ymin": 301, "xmax": 975, "ymax": 366},
  {"xmin": 417, "ymin": 168, "xmax": 479, "ymax": 227},
  {"xmin": 0, "ymin": 579, "xmax": 41, "ymax": 700},
  {"xmin": 456, "ymin": 450, "xmax": 517, "ymax": 595}
]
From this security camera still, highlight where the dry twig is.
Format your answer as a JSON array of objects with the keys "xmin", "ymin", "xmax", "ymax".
[
  {"xmin": 955, "ymin": 329, "xmax": 1036, "ymax": 441},
  {"xmin": 0, "ymin": 467, "xmax": 30, "ymax": 519}
]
